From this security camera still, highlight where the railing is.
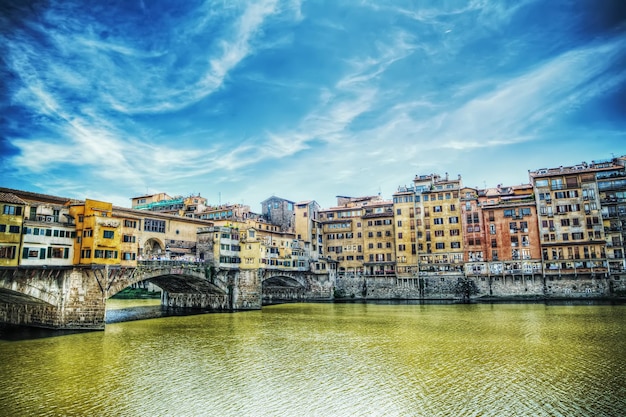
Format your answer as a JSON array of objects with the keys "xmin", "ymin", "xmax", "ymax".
[{"xmin": 138, "ymin": 260, "xmax": 206, "ymax": 268}]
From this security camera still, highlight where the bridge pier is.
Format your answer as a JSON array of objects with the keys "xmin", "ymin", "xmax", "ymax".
[
  {"xmin": 0, "ymin": 263, "xmax": 330, "ymax": 330},
  {"xmin": 0, "ymin": 263, "xmax": 268, "ymax": 330},
  {"xmin": 0, "ymin": 267, "xmax": 107, "ymax": 330}
]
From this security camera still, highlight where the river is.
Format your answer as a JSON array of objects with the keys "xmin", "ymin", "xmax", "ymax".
[{"xmin": 1, "ymin": 301, "xmax": 625, "ymax": 416}]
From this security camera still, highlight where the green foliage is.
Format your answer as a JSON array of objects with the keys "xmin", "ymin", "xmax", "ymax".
[
  {"xmin": 111, "ymin": 288, "xmax": 161, "ymax": 299},
  {"xmin": 454, "ymin": 278, "xmax": 479, "ymax": 302},
  {"xmin": 333, "ymin": 288, "xmax": 346, "ymax": 299}
]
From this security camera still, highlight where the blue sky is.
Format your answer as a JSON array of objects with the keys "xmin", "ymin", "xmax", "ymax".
[{"xmin": 1, "ymin": 0, "xmax": 625, "ymax": 210}]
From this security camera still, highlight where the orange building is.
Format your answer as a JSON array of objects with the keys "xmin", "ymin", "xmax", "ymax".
[
  {"xmin": 479, "ymin": 185, "xmax": 542, "ymax": 276},
  {"xmin": 70, "ymin": 199, "xmax": 122, "ymax": 266}
]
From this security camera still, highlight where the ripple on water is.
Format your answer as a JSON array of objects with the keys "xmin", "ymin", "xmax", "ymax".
[{"xmin": 1, "ymin": 303, "xmax": 625, "ymax": 417}]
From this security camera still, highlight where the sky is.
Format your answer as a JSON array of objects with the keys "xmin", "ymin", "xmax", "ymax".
[{"xmin": 1, "ymin": 0, "xmax": 625, "ymax": 211}]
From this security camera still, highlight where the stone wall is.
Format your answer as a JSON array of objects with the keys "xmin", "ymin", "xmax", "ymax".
[
  {"xmin": 61, "ymin": 268, "xmax": 107, "ymax": 329},
  {"xmin": 334, "ymin": 273, "xmax": 625, "ymax": 301},
  {"xmin": 162, "ymin": 293, "xmax": 229, "ymax": 310},
  {"xmin": 230, "ymin": 269, "xmax": 261, "ymax": 310},
  {"xmin": 0, "ymin": 267, "xmax": 107, "ymax": 329}
]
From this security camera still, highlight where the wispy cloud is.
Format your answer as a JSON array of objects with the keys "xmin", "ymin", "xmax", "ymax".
[
  {"xmin": 355, "ymin": 35, "xmax": 626, "ymax": 156},
  {"xmin": 1, "ymin": 0, "xmax": 624, "ymax": 208}
]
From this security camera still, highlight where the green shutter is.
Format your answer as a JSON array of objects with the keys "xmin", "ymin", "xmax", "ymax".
[
  {"xmin": 64, "ymin": 248, "xmax": 69, "ymax": 259},
  {"xmin": 39, "ymin": 249, "xmax": 46, "ymax": 259},
  {"xmin": 22, "ymin": 247, "xmax": 29, "ymax": 259}
]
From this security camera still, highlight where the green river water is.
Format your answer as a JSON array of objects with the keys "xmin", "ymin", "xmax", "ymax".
[{"xmin": 1, "ymin": 301, "xmax": 625, "ymax": 416}]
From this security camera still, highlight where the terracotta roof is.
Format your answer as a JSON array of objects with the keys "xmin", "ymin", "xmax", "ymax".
[
  {"xmin": 0, "ymin": 187, "xmax": 74, "ymax": 205},
  {"xmin": 0, "ymin": 192, "xmax": 27, "ymax": 205}
]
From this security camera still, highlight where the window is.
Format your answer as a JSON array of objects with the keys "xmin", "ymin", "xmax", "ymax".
[
  {"xmin": 83, "ymin": 229, "xmax": 93, "ymax": 237},
  {"xmin": 435, "ymin": 242, "xmax": 445, "ymax": 249},
  {"xmin": 3, "ymin": 205, "xmax": 22, "ymax": 215},
  {"xmin": 48, "ymin": 247, "xmax": 69, "ymax": 259},
  {"xmin": 451, "ymin": 242, "xmax": 460, "ymax": 249},
  {"xmin": 433, "ymin": 218, "xmax": 444, "ymax": 225},
  {"xmin": 0, "ymin": 246, "xmax": 16, "ymax": 259},
  {"xmin": 123, "ymin": 252, "xmax": 137, "ymax": 261},
  {"xmin": 565, "ymin": 177, "xmax": 578, "ymax": 188},
  {"xmin": 551, "ymin": 179, "xmax": 564, "ymax": 190},
  {"xmin": 144, "ymin": 219, "xmax": 166, "ymax": 233},
  {"xmin": 8, "ymin": 226, "xmax": 20, "ymax": 233},
  {"xmin": 103, "ymin": 230, "xmax": 114, "ymax": 239}
]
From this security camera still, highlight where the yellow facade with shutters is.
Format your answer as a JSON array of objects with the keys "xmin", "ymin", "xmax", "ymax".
[
  {"xmin": 70, "ymin": 199, "xmax": 122, "ymax": 266},
  {"xmin": 393, "ymin": 189, "xmax": 418, "ymax": 277},
  {"xmin": 0, "ymin": 193, "xmax": 26, "ymax": 267}
]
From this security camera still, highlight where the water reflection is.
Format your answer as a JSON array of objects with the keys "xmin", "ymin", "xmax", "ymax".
[{"xmin": 1, "ymin": 302, "xmax": 625, "ymax": 416}]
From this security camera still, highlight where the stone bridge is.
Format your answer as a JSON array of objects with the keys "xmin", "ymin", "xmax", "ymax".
[
  {"xmin": 261, "ymin": 269, "xmax": 334, "ymax": 304},
  {"xmin": 0, "ymin": 261, "xmax": 333, "ymax": 330}
]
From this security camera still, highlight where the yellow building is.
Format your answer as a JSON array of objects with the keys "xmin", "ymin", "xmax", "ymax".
[
  {"xmin": 414, "ymin": 174, "xmax": 464, "ymax": 274},
  {"xmin": 393, "ymin": 187, "xmax": 419, "ymax": 279},
  {"xmin": 318, "ymin": 196, "xmax": 394, "ymax": 278},
  {"xmin": 240, "ymin": 228, "xmax": 262, "ymax": 270},
  {"xmin": 0, "ymin": 192, "xmax": 26, "ymax": 267},
  {"xmin": 114, "ymin": 212, "xmax": 141, "ymax": 267},
  {"xmin": 70, "ymin": 199, "xmax": 121, "ymax": 266}
]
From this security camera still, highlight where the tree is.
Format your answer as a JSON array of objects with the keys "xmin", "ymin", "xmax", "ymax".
[{"xmin": 455, "ymin": 278, "xmax": 479, "ymax": 302}]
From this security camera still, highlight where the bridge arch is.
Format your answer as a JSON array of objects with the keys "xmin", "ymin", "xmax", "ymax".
[
  {"xmin": 261, "ymin": 271, "xmax": 308, "ymax": 304},
  {"xmin": 0, "ymin": 268, "xmax": 66, "ymax": 307},
  {"xmin": 106, "ymin": 262, "xmax": 229, "ymax": 298},
  {"xmin": 142, "ymin": 238, "xmax": 165, "ymax": 258}
]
